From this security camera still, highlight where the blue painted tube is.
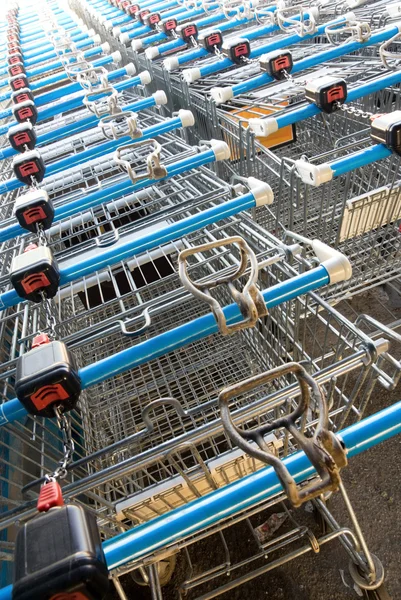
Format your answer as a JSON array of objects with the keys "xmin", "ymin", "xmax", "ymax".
[
  {"xmin": 21, "ymin": 37, "xmax": 100, "ymax": 71},
  {"xmin": 0, "ymin": 147, "xmax": 220, "ymax": 243},
  {"xmin": 272, "ymin": 69, "xmax": 401, "ymax": 131},
  {"xmin": 230, "ymin": 24, "xmax": 400, "ymax": 97},
  {"xmin": 0, "ymin": 45, "xmax": 105, "ymax": 82},
  {"xmin": 22, "ymin": 30, "xmax": 93, "ymax": 60},
  {"xmin": 103, "ymin": 400, "xmax": 401, "ymax": 569},
  {"xmin": 195, "ymin": 14, "xmax": 353, "ymax": 79},
  {"xmin": 119, "ymin": 4, "xmax": 186, "ymax": 32},
  {"xmin": 154, "ymin": 37, "xmax": 186, "ymax": 55},
  {"xmin": 60, "ymin": 191, "xmax": 257, "ymax": 284},
  {"xmin": 330, "ymin": 144, "xmax": 393, "ymax": 177},
  {"xmin": 0, "ymin": 32, "xmax": 92, "ymax": 71},
  {"xmin": 80, "ymin": 266, "xmax": 330, "ymax": 388},
  {"xmin": 126, "ymin": 5, "xmax": 220, "ymax": 40},
  {"xmin": 0, "ymin": 96, "xmax": 159, "ymax": 161},
  {"xmin": 0, "ymin": 265, "xmax": 330, "ymax": 425},
  {"xmin": 0, "ymin": 71, "xmax": 143, "ymax": 134},
  {"xmin": 176, "ymin": 17, "xmax": 251, "ymax": 64},
  {"xmin": 0, "ymin": 400, "xmax": 400, "ymax": 590},
  {"xmin": 0, "ymin": 54, "xmax": 115, "ymax": 105},
  {"xmin": 0, "ymin": 116, "xmax": 186, "ymax": 198}
]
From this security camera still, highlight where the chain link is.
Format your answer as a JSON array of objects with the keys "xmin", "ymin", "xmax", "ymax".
[
  {"xmin": 39, "ymin": 290, "xmax": 58, "ymax": 339},
  {"xmin": 44, "ymin": 404, "xmax": 75, "ymax": 482},
  {"xmin": 337, "ymin": 103, "xmax": 375, "ymax": 120},
  {"xmin": 36, "ymin": 222, "xmax": 48, "ymax": 247}
]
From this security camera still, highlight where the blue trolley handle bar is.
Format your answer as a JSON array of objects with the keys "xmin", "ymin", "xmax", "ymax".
[
  {"xmin": 0, "ymin": 112, "xmax": 191, "ymax": 195},
  {"xmin": 0, "ymin": 69, "xmax": 145, "ymax": 134},
  {"xmin": 0, "ymin": 53, "xmax": 120, "ymax": 105},
  {"xmin": 0, "ymin": 145, "xmax": 224, "ymax": 243},
  {"xmin": 0, "ymin": 400, "xmax": 399, "ymax": 598},
  {"xmin": 295, "ymin": 144, "xmax": 394, "ymax": 186},
  {"xmin": 249, "ymin": 69, "xmax": 401, "ymax": 136},
  {"xmin": 183, "ymin": 13, "xmax": 351, "ymax": 83},
  {"xmin": 0, "ymin": 257, "xmax": 351, "ymax": 426},
  {"xmin": 0, "ymin": 183, "xmax": 263, "ymax": 309},
  {"xmin": 210, "ymin": 23, "xmax": 401, "ymax": 103},
  {"xmin": 0, "ymin": 93, "xmax": 164, "ymax": 161}
]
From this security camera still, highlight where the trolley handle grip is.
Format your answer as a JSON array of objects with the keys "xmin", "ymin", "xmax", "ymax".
[{"xmin": 219, "ymin": 362, "xmax": 347, "ymax": 508}]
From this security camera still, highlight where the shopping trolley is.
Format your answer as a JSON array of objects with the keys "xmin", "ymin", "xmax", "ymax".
[
  {"xmin": 0, "ymin": 204, "xmax": 400, "ymax": 597},
  {"xmin": 1, "ymin": 0, "xmax": 401, "ymax": 598}
]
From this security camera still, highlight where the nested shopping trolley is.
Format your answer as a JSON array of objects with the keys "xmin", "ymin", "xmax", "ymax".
[
  {"xmin": 1, "ymin": 193, "xmax": 400, "ymax": 598},
  {"xmin": 1, "ymin": 0, "xmax": 401, "ymax": 599}
]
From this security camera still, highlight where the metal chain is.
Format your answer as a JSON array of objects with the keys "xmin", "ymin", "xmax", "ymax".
[
  {"xmin": 337, "ymin": 103, "xmax": 375, "ymax": 119},
  {"xmin": 39, "ymin": 290, "xmax": 58, "ymax": 339},
  {"xmin": 36, "ymin": 222, "xmax": 48, "ymax": 247},
  {"xmin": 44, "ymin": 404, "xmax": 75, "ymax": 482},
  {"xmin": 283, "ymin": 70, "xmax": 306, "ymax": 87}
]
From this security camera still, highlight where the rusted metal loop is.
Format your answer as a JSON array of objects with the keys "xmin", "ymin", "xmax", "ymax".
[
  {"xmin": 141, "ymin": 397, "xmax": 189, "ymax": 432},
  {"xmin": 219, "ymin": 362, "xmax": 348, "ymax": 507},
  {"xmin": 178, "ymin": 236, "xmax": 268, "ymax": 335}
]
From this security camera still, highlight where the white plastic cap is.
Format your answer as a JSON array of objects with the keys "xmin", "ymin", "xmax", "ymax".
[
  {"xmin": 112, "ymin": 27, "xmax": 121, "ymax": 37},
  {"xmin": 87, "ymin": 28, "xmax": 95, "ymax": 36},
  {"xmin": 178, "ymin": 109, "xmax": 195, "ymax": 127},
  {"xmin": 343, "ymin": 11, "xmax": 356, "ymax": 20},
  {"xmin": 131, "ymin": 39, "xmax": 143, "ymax": 51},
  {"xmin": 104, "ymin": 20, "xmax": 113, "ymax": 31},
  {"xmin": 210, "ymin": 86, "xmax": 234, "ymax": 105},
  {"xmin": 120, "ymin": 32, "xmax": 131, "ymax": 44},
  {"xmin": 209, "ymin": 139, "xmax": 231, "ymax": 161},
  {"xmin": 246, "ymin": 177, "xmax": 274, "ymax": 206},
  {"xmin": 345, "ymin": 0, "xmax": 364, "ymax": 8},
  {"xmin": 111, "ymin": 50, "xmax": 122, "ymax": 63},
  {"xmin": 145, "ymin": 46, "xmax": 160, "ymax": 59},
  {"xmin": 249, "ymin": 117, "xmax": 278, "ymax": 138},
  {"xmin": 308, "ymin": 6, "xmax": 320, "ymax": 20},
  {"xmin": 81, "ymin": 25, "xmax": 89, "ymax": 33},
  {"xmin": 182, "ymin": 67, "xmax": 201, "ymax": 83},
  {"xmin": 152, "ymin": 90, "xmax": 168, "ymax": 105},
  {"xmin": 125, "ymin": 62, "xmax": 137, "ymax": 76},
  {"xmin": 164, "ymin": 56, "xmax": 179, "ymax": 71},
  {"xmin": 101, "ymin": 42, "xmax": 111, "ymax": 54},
  {"xmin": 139, "ymin": 70, "xmax": 152, "ymax": 85},
  {"xmin": 295, "ymin": 160, "xmax": 333, "ymax": 187},
  {"xmin": 93, "ymin": 34, "xmax": 102, "ymax": 44},
  {"xmin": 312, "ymin": 240, "xmax": 352, "ymax": 284},
  {"xmin": 386, "ymin": 2, "xmax": 401, "ymax": 17}
]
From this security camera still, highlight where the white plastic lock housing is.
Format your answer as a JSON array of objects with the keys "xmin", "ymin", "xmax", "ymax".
[
  {"xmin": 295, "ymin": 160, "xmax": 333, "ymax": 187},
  {"xmin": 249, "ymin": 118, "xmax": 278, "ymax": 138}
]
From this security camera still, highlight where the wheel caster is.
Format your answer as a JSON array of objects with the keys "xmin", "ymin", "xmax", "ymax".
[
  {"xmin": 362, "ymin": 583, "xmax": 392, "ymax": 600},
  {"xmin": 349, "ymin": 554, "xmax": 385, "ymax": 592}
]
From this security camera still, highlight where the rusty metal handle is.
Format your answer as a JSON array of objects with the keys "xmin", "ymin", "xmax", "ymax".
[{"xmin": 219, "ymin": 363, "xmax": 347, "ymax": 507}]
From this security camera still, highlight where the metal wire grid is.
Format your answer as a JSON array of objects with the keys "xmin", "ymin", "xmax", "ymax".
[
  {"xmin": 1, "ymin": 208, "xmax": 399, "ymax": 541},
  {"xmin": 1, "ymin": 3, "xmax": 400, "ymax": 593}
]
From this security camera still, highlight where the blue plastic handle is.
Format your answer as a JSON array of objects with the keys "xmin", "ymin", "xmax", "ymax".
[
  {"xmin": 230, "ymin": 23, "xmax": 400, "ymax": 97},
  {"xmin": 0, "ymin": 265, "xmax": 330, "ymax": 425},
  {"xmin": 0, "ymin": 115, "xmax": 187, "ymax": 197},
  {"xmin": 0, "ymin": 400, "xmax": 400, "ymax": 594},
  {"xmin": 0, "ymin": 95, "xmax": 160, "ymax": 161},
  {"xmin": 270, "ymin": 69, "xmax": 401, "ymax": 131}
]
